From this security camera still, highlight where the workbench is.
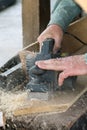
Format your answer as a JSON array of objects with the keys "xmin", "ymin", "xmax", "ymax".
[
  {"xmin": 0, "ymin": 87, "xmax": 87, "ymax": 130},
  {"xmin": 3, "ymin": 91, "xmax": 87, "ymax": 130}
]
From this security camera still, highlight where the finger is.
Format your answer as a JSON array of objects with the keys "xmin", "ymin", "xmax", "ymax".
[
  {"xmin": 53, "ymin": 39, "xmax": 61, "ymax": 54},
  {"xmin": 58, "ymin": 71, "xmax": 71, "ymax": 86},
  {"xmin": 36, "ymin": 59, "xmax": 65, "ymax": 71},
  {"xmin": 37, "ymin": 33, "xmax": 53, "ymax": 44},
  {"xmin": 58, "ymin": 69, "xmax": 78, "ymax": 86},
  {"xmin": 38, "ymin": 35, "xmax": 53, "ymax": 51},
  {"xmin": 37, "ymin": 36, "xmax": 46, "ymax": 44}
]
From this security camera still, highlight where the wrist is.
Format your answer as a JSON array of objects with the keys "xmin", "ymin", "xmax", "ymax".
[
  {"xmin": 47, "ymin": 24, "xmax": 63, "ymax": 37},
  {"xmin": 48, "ymin": 24, "xmax": 63, "ymax": 31},
  {"xmin": 84, "ymin": 53, "xmax": 87, "ymax": 64}
]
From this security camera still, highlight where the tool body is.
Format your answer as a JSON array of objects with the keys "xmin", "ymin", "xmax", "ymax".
[
  {"xmin": 26, "ymin": 39, "xmax": 76, "ymax": 100},
  {"xmin": 0, "ymin": 39, "xmax": 76, "ymax": 94},
  {"xmin": 26, "ymin": 39, "xmax": 60, "ymax": 93}
]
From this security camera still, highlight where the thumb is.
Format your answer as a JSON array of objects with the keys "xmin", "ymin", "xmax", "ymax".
[{"xmin": 53, "ymin": 39, "xmax": 61, "ymax": 54}]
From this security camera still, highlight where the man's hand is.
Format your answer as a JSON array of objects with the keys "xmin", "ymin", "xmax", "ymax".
[
  {"xmin": 37, "ymin": 24, "xmax": 63, "ymax": 54},
  {"xmin": 36, "ymin": 55, "xmax": 87, "ymax": 86}
]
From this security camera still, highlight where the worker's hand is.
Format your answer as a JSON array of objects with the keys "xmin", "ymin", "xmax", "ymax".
[
  {"xmin": 37, "ymin": 24, "xmax": 63, "ymax": 54},
  {"xmin": 36, "ymin": 55, "xmax": 87, "ymax": 86}
]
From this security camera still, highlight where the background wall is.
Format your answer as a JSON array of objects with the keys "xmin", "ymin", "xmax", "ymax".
[
  {"xmin": 0, "ymin": 0, "xmax": 22, "ymax": 67},
  {"xmin": 0, "ymin": 0, "xmax": 59, "ymax": 67}
]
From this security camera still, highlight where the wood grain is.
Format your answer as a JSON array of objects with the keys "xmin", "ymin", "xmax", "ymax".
[
  {"xmin": 75, "ymin": 0, "xmax": 87, "ymax": 12},
  {"xmin": 13, "ymin": 76, "xmax": 87, "ymax": 116}
]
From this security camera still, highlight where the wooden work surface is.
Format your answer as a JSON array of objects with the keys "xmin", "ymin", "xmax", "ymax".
[
  {"xmin": 0, "ymin": 74, "xmax": 86, "ymax": 117},
  {"xmin": 6, "ymin": 89, "xmax": 87, "ymax": 130},
  {"xmin": 0, "ymin": 75, "xmax": 86, "ymax": 130},
  {"xmin": 13, "ymin": 76, "xmax": 87, "ymax": 116}
]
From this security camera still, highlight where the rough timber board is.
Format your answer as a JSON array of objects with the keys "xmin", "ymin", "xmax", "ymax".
[
  {"xmin": 62, "ymin": 16, "xmax": 87, "ymax": 54},
  {"xmin": 13, "ymin": 75, "xmax": 87, "ymax": 116},
  {"xmin": 0, "ymin": 74, "xmax": 86, "ymax": 118},
  {"xmin": 1, "ymin": 93, "xmax": 86, "ymax": 130}
]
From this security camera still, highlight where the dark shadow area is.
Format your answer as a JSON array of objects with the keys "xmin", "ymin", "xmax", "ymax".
[
  {"xmin": 0, "ymin": 0, "xmax": 16, "ymax": 11},
  {"xmin": 71, "ymin": 112, "xmax": 87, "ymax": 130},
  {"xmin": 0, "ymin": 112, "xmax": 87, "ymax": 130}
]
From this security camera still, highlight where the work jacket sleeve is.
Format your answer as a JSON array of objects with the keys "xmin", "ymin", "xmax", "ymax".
[{"xmin": 49, "ymin": 0, "xmax": 82, "ymax": 32}]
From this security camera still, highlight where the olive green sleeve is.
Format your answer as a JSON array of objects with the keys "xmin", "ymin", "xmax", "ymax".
[{"xmin": 49, "ymin": 0, "xmax": 82, "ymax": 32}]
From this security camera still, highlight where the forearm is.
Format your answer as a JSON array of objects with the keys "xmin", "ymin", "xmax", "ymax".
[{"xmin": 49, "ymin": 0, "xmax": 82, "ymax": 32}]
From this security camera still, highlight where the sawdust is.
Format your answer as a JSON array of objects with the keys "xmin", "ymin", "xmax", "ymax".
[
  {"xmin": 0, "ymin": 76, "xmax": 87, "ymax": 119},
  {"xmin": 0, "ymin": 88, "xmax": 29, "ymax": 117}
]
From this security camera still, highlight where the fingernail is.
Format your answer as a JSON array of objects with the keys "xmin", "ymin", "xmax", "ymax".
[{"xmin": 58, "ymin": 82, "xmax": 63, "ymax": 87}]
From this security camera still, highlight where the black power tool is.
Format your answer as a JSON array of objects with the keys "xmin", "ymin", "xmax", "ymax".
[{"xmin": 26, "ymin": 39, "xmax": 76, "ymax": 100}]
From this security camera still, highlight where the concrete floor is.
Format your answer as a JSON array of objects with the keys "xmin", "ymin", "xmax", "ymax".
[{"xmin": 0, "ymin": 0, "xmax": 22, "ymax": 67}]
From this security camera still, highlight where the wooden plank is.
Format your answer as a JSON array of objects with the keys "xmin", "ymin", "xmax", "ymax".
[
  {"xmin": 1, "ymin": 92, "xmax": 87, "ymax": 130},
  {"xmin": 13, "ymin": 75, "xmax": 87, "ymax": 116},
  {"xmin": 75, "ymin": 0, "xmax": 87, "ymax": 12},
  {"xmin": 0, "ymin": 73, "xmax": 87, "ymax": 119},
  {"xmin": 22, "ymin": 0, "xmax": 50, "ymax": 47},
  {"xmin": 22, "ymin": 0, "xmax": 39, "ymax": 47},
  {"xmin": 62, "ymin": 17, "xmax": 87, "ymax": 54}
]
